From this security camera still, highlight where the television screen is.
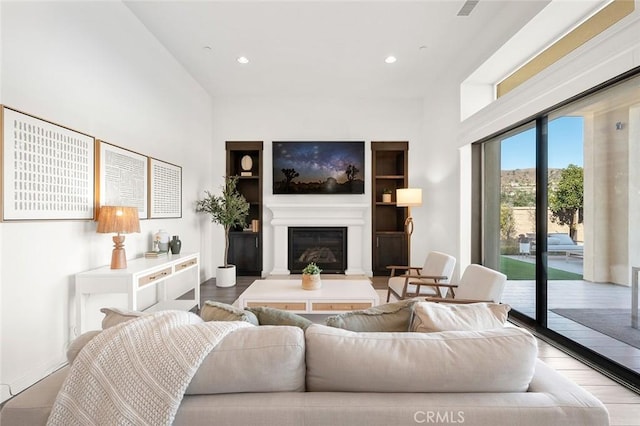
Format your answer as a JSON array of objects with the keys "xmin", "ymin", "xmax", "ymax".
[{"xmin": 273, "ymin": 141, "xmax": 365, "ymax": 194}]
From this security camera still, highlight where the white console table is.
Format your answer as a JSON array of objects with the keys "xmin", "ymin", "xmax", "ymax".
[{"xmin": 75, "ymin": 252, "xmax": 200, "ymax": 334}]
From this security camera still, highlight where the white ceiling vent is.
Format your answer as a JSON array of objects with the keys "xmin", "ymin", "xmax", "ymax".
[{"xmin": 457, "ymin": 0, "xmax": 479, "ymax": 16}]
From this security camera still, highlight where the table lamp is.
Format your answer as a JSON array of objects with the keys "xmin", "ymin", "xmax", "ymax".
[
  {"xmin": 97, "ymin": 206, "xmax": 141, "ymax": 269},
  {"xmin": 396, "ymin": 188, "xmax": 423, "ymax": 262}
]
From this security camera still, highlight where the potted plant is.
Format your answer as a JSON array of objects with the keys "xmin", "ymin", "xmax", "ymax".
[
  {"xmin": 382, "ymin": 188, "xmax": 392, "ymax": 203},
  {"xmin": 196, "ymin": 176, "xmax": 250, "ymax": 287},
  {"xmin": 301, "ymin": 262, "xmax": 322, "ymax": 290}
]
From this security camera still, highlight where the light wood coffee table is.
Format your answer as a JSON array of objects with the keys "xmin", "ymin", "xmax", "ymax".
[{"xmin": 237, "ymin": 279, "xmax": 380, "ymax": 314}]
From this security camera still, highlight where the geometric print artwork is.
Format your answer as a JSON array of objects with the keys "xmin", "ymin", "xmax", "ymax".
[
  {"xmin": 97, "ymin": 140, "xmax": 148, "ymax": 219},
  {"xmin": 149, "ymin": 158, "xmax": 182, "ymax": 218},
  {"xmin": 1, "ymin": 106, "xmax": 95, "ymax": 220}
]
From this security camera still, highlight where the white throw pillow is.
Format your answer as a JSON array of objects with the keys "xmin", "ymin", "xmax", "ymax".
[
  {"xmin": 305, "ymin": 324, "xmax": 537, "ymax": 393},
  {"xmin": 410, "ymin": 301, "xmax": 510, "ymax": 332}
]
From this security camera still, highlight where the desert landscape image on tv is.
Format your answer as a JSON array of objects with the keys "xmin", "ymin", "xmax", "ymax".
[{"xmin": 273, "ymin": 141, "xmax": 365, "ymax": 194}]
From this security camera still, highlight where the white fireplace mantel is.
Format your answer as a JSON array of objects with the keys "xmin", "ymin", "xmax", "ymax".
[{"xmin": 267, "ymin": 203, "xmax": 369, "ymax": 276}]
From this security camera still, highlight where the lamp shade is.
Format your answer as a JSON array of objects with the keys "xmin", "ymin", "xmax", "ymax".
[
  {"xmin": 396, "ymin": 188, "xmax": 422, "ymax": 207},
  {"xmin": 97, "ymin": 206, "xmax": 140, "ymax": 234}
]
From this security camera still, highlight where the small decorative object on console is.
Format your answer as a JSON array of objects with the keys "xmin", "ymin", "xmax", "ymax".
[
  {"xmin": 170, "ymin": 235, "xmax": 182, "ymax": 254},
  {"xmin": 155, "ymin": 229, "xmax": 170, "ymax": 252},
  {"xmin": 301, "ymin": 262, "xmax": 322, "ymax": 290}
]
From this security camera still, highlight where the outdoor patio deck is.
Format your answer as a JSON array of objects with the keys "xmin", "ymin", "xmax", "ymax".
[{"xmin": 502, "ymin": 255, "xmax": 640, "ymax": 374}]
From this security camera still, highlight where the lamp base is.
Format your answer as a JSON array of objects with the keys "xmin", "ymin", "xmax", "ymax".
[{"xmin": 110, "ymin": 234, "xmax": 127, "ymax": 269}]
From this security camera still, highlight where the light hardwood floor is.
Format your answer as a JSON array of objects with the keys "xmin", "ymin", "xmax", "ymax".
[
  {"xmin": 191, "ymin": 276, "xmax": 640, "ymax": 425},
  {"xmin": 537, "ymin": 339, "xmax": 640, "ymax": 425}
]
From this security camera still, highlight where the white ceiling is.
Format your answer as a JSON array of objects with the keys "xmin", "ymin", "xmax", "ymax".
[{"xmin": 124, "ymin": 1, "xmax": 561, "ymax": 99}]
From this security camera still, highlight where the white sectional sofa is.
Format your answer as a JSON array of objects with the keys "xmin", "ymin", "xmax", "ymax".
[{"xmin": 0, "ymin": 318, "xmax": 609, "ymax": 426}]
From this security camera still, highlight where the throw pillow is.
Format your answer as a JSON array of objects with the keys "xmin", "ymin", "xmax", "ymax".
[
  {"xmin": 410, "ymin": 301, "xmax": 510, "ymax": 332},
  {"xmin": 325, "ymin": 298, "xmax": 419, "ymax": 332},
  {"xmin": 246, "ymin": 306, "xmax": 313, "ymax": 330},
  {"xmin": 66, "ymin": 330, "xmax": 101, "ymax": 364},
  {"xmin": 100, "ymin": 307, "xmax": 145, "ymax": 329},
  {"xmin": 200, "ymin": 300, "xmax": 259, "ymax": 325},
  {"xmin": 305, "ymin": 324, "xmax": 537, "ymax": 393}
]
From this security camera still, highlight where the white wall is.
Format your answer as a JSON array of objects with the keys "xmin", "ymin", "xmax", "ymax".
[
  {"xmin": 0, "ymin": 1, "xmax": 213, "ymax": 402},
  {"xmin": 459, "ymin": 8, "xmax": 640, "ymax": 146},
  {"xmin": 211, "ymin": 96, "xmax": 461, "ymax": 277}
]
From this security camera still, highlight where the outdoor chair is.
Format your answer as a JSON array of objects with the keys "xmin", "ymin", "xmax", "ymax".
[{"xmin": 386, "ymin": 251, "xmax": 456, "ymax": 302}]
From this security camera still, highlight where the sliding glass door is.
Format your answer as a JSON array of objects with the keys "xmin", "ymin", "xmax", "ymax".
[
  {"xmin": 483, "ymin": 124, "xmax": 537, "ymax": 319},
  {"xmin": 546, "ymin": 79, "xmax": 640, "ymax": 374},
  {"xmin": 477, "ymin": 72, "xmax": 640, "ymax": 384}
]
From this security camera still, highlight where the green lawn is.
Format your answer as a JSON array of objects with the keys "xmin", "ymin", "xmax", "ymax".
[{"xmin": 500, "ymin": 256, "xmax": 583, "ymax": 280}]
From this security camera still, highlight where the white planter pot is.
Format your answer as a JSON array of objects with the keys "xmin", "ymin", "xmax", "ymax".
[{"xmin": 216, "ymin": 265, "xmax": 236, "ymax": 287}]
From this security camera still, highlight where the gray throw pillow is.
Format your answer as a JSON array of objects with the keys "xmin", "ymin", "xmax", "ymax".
[
  {"xmin": 66, "ymin": 330, "xmax": 101, "ymax": 364},
  {"xmin": 325, "ymin": 298, "xmax": 419, "ymax": 332},
  {"xmin": 246, "ymin": 306, "xmax": 313, "ymax": 330},
  {"xmin": 200, "ymin": 301, "xmax": 259, "ymax": 325},
  {"xmin": 100, "ymin": 307, "xmax": 145, "ymax": 329}
]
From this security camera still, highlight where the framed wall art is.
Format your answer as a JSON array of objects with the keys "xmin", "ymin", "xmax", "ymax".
[
  {"xmin": 1, "ymin": 105, "xmax": 95, "ymax": 221},
  {"xmin": 96, "ymin": 140, "xmax": 148, "ymax": 219},
  {"xmin": 272, "ymin": 141, "xmax": 365, "ymax": 194},
  {"xmin": 149, "ymin": 158, "xmax": 182, "ymax": 218}
]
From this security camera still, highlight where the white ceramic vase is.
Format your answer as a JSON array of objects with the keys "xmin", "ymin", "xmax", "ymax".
[
  {"xmin": 301, "ymin": 273, "xmax": 322, "ymax": 290},
  {"xmin": 216, "ymin": 265, "xmax": 237, "ymax": 287}
]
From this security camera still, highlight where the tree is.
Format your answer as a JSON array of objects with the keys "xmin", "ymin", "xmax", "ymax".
[
  {"xmin": 500, "ymin": 202, "xmax": 516, "ymax": 241},
  {"xmin": 195, "ymin": 176, "xmax": 250, "ymax": 267},
  {"xmin": 549, "ymin": 164, "xmax": 583, "ymax": 241},
  {"xmin": 281, "ymin": 168, "xmax": 299, "ymax": 191},
  {"xmin": 345, "ymin": 164, "xmax": 359, "ymax": 181}
]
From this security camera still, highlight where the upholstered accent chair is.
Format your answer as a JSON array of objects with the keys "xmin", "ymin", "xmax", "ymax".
[
  {"xmin": 386, "ymin": 251, "xmax": 456, "ymax": 302},
  {"xmin": 425, "ymin": 264, "xmax": 507, "ymax": 304}
]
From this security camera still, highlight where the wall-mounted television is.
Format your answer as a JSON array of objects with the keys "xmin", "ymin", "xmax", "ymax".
[{"xmin": 273, "ymin": 141, "xmax": 365, "ymax": 194}]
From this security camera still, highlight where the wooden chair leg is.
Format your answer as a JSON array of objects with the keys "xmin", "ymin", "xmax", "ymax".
[{"xmin": 386, "ymin": 288, "xmax": 391, "ymax": 302}]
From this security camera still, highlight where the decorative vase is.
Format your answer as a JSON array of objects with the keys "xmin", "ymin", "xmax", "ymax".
[
  {"xmin": 216, "ymin": 265, "xmax": 236, "ymax": 288},
  {"xmin": 170, "ymin": 235, "xmax": 182, "ymax": 254},
  {"xmin": 301, "ymin": 273, "xmax": 322, "ymax": 290},
  {"xmin": 155, "ymin": 229, "xmax": 170, "ymax": 252},
  {"xmin": 382, "ymin": 193, "xmax": 392, "ymax": 203}
]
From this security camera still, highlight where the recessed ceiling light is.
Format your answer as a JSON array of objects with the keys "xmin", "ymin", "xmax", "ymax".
[
  {"xmin": 384, "ymin": 56, "xmax": 397, "ymax": 64},
  {"xmin": 237, "ymin": 56, "xmax": 249, "ymax": 64}
]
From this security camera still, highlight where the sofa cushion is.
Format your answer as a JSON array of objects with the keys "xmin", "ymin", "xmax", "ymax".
[
  {"xmin": 66, "ymin": 330, "xmax": 101, "ymax": 364},
  {"xmin": 100, "ymin": 307, "xmax": 145, "ymax": 329},
  {"xmin": 186, "ymin": 326, "xmax": 306, "ymax": 394},
  {"xmin": 246, "ymin": 306, "xmax": 313, "ymax": 330},
  {"xmin": 325, "ymin": 299, "xmax": 418, "ymax": 332},
  {"xmin": 305, "ymin": 324, "xmax": 537, "ymax": 392},
  {"xmin": 200, "ymin": 300, "xmax": 259, "ymax": 325},
  {"xmin": 410, "ymin": 302, "xmax": 510, "ymax": 332}
]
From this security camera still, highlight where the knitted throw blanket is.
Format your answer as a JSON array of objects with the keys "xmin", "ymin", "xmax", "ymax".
[{"xmin": 47, "ymin": 311, "xmax": 251, "ymax": 426}]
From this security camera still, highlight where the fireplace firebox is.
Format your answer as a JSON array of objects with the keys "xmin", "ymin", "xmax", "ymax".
[{"xmin": 288, "ymin": 227, "xmax": 347, "ymax": 274}]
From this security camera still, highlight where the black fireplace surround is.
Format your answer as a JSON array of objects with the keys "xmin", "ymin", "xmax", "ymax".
[{"xmin": 288, "ymin": 227, "xmax": 347, "ymax": 274}]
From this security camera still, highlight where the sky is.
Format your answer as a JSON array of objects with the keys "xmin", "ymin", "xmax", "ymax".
[
  {"xmin": 501, "ymin": 116, "xmax": 584, "ymax": 170},
  {"xmin": 272, "ymin": 141, "xmax": 365, "ymax": 183}
]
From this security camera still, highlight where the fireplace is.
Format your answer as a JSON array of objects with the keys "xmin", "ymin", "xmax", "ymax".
[
  {"xmin": 267, "ymin": 203, "xmax": 368, "ymax": 276},
  {"xmin": 288, "ymin": 227, "xmax": 347, "ymax": 274}
]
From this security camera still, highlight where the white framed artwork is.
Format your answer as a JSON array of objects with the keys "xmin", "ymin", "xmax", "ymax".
[
  {"xmin": 96, "ymin": 140, "xmax": 148, "ymax": 219},
  {"xmin": 1, "ymin": 106, "xmax": 95, "ymax": 221},
  {"xmin": 149, "ymin": 158, "xmax": 182, "ymax": 219}
]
